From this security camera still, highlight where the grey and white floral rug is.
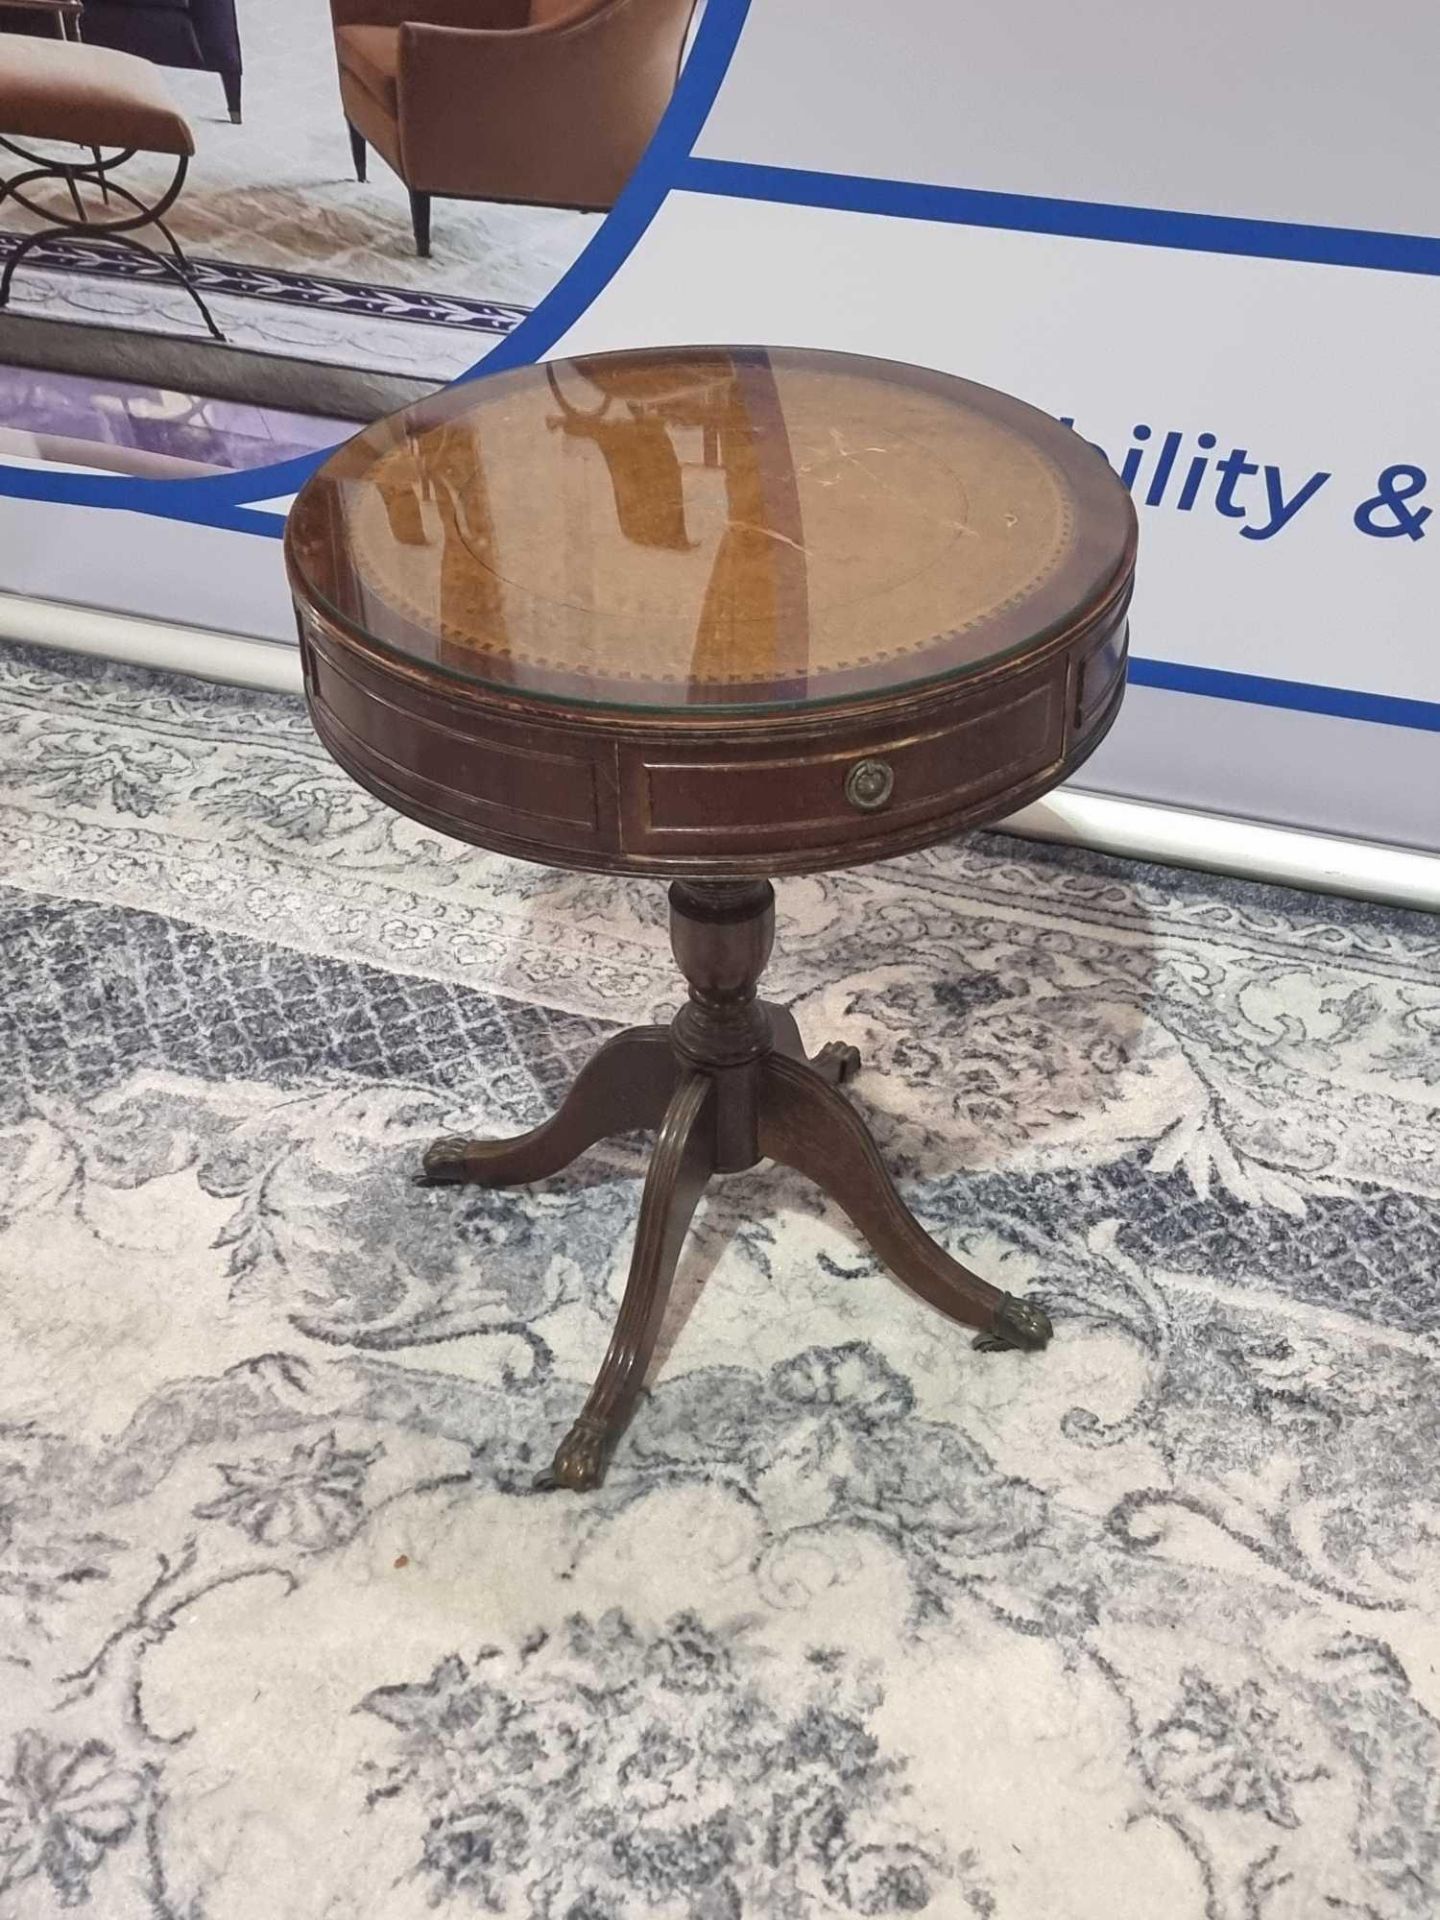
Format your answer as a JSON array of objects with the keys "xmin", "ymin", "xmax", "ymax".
[{"xmin": 1, "ymin": 638, "xmax": 1439, "ymax": 1920}]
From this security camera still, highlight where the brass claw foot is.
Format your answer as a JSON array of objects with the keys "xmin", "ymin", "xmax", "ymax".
[
  {"xmin": 534, "ymin": 1417, "xmax": 611, "ymax": 1492},
  {"xmin": 813, "ymin": 1040, "xmax": 862, "ymax": 1086},
  {"xmin": 973, "ymin": 1294, "xmax": 1054, "ymax": 1352},
  {"xmin": 762, "ymin": 1003, "xmax": 860, "ymax": 1086},
  {"xmin": 413, "ymin": 1135, "xmax": 475, "ymax": 1186}
]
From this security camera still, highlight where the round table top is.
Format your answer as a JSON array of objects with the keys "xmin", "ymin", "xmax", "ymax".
[{"xmin": 285, "ymin": 345, "xmax": 1136, "ymax": 717}]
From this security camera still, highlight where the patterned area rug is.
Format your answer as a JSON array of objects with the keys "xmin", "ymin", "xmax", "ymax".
[{"xmin": 2, "ymin": 638, "xmax": 1439, "ymax": 1920}]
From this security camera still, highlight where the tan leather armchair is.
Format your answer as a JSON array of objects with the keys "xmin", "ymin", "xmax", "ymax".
[{"xmin": 331, "ymin": 0, "xmax": 698, "ymax": 256}]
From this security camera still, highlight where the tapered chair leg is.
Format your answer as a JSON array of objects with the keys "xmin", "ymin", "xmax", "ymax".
[
  {"xmin": 347, "ymin": 122, "xmax": 366, "ymax": 182},
  {"xmin": 409, "ymin": 188, "xmax": 431, "ymax": 257},
  {"xmin": 539, "ymin": 1074, "xmax": 716, "ymax": 1490},
  {"xmin": 222, "ymin": 69, "xmax": 242, "ymax": 123},
  {"xmin": 757, "ymin": 1052, "xmax": 1052, "ymax": 1351},
  {"xmin": 418, "ymin": 1026, "xmax": 678, "ymax": 1189}
]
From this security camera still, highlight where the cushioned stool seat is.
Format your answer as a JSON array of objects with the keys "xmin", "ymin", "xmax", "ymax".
[{"xmin": 0, "ymin": 36, "xmax": 194, "ymax": 152}]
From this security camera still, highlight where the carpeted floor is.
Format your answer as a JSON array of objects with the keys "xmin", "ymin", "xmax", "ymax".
[
  {"xmin": 0, "ymin": 0, "xmax": 599, "ymax": 374},
  {"xmin": 2, "ymin": 638, "xmax": 1439, "ymax": 1919}
]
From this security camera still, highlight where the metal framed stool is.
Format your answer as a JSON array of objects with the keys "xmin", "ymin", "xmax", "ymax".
[{"xmin": 0, "ymin": 37, "xmax": 222, "ymax": 340}]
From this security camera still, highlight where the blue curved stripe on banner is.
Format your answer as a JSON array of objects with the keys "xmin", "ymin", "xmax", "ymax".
[
  {"xmin": 675, "ymin": 156, "xmax": 1440, "ymax": 278},
  {"xmin": 1127, "ymin": 658, "xmax": 1440, "ymax": 733},
  {"xmin": 0, "ymin": 0, "xmax": 752, "ymax": 537}
]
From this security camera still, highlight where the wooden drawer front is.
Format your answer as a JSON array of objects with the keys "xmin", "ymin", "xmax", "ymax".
[
  {"xmin": 622, "ymin": 674, "xmax": 1064, "ymax": 856},
  {"xmin": 307, "ymin": 645, "xmax": 604, "ymax": 847}
]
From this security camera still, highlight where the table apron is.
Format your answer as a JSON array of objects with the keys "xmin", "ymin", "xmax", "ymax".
[{"xmin": 298, "ymin": 606, "xmax": 1128, "ymax": 875}]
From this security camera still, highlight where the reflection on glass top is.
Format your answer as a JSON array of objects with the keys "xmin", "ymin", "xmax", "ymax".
[{"xmin": 285, "ymin": 346, "xmax": 1136, "ymax": 712}]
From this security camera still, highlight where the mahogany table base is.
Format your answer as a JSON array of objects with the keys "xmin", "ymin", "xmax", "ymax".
[{"xmin": 417, "ymin": 878, "xmax": 1053, "ymax": 1490}]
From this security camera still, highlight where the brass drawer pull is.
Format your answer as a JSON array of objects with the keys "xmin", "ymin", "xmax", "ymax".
[{"xmin": 845, "ymin": 758, "xmax": 894, "ymax": 812}]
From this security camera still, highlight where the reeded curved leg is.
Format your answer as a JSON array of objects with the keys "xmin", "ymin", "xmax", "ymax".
[
  {"xmin": 762, "ymin": 1001, "xmax": 862, "ymax": 1087},
  {"xmin": 539, "ymin": 1074, "xmax": 716, "ymax": 1490},
  {"xmin": 418, "ymin": 1026, "xmax": 677, "ymax": 1189},
  {"xmin": 757, "ymin": 1053, "xmax": 1052, "ymax": 1351}
]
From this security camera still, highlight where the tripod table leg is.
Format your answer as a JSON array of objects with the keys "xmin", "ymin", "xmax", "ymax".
[
  {"xmin": 756, "ymin": 1052, "xmax": 1052, "ymax": 1351},
  {"xmin": 418, "ymin": 1026, "xmax": 677, "ymax": 1189},
  {"xmin": 539, "ymin": 1073, "xmax": 716, "ymax": 1490}
]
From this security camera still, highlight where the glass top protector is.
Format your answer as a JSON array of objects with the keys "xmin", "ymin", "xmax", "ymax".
[{"xmin": 287, "ymin": 346, "xmax": 1134, "ymax": 713}]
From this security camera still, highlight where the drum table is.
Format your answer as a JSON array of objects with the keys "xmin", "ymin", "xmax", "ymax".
[{"xmin": 285, "ymin": 345, "xmax": 1137, "ymax": 1490}]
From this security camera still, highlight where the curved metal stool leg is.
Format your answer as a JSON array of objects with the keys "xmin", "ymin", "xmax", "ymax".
[
  {"xmin": 82, "ymin": 230, "xmax": 224, "ymax": 341},
  {"xmin": 93, "ymin": 231, "xmax": 223, "ymax": 341},
  {"xmin": 539, "ymin": 1073, "xmax": 716, "ymax": 1491},
  {"xmin": 0, "ymin": 148, "xmax": 224, "ymax": 341},
  {"xmin": 757, "ymin": 1052, "xmax": 1052, "ymax": 1351},
  {"xmin": 0, "ymin": 228, "xmax": 54, "ymax": 307},
  {"xmin": 418, "ymin": 1026, "xmax": 678, "ymax": 1189}
]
